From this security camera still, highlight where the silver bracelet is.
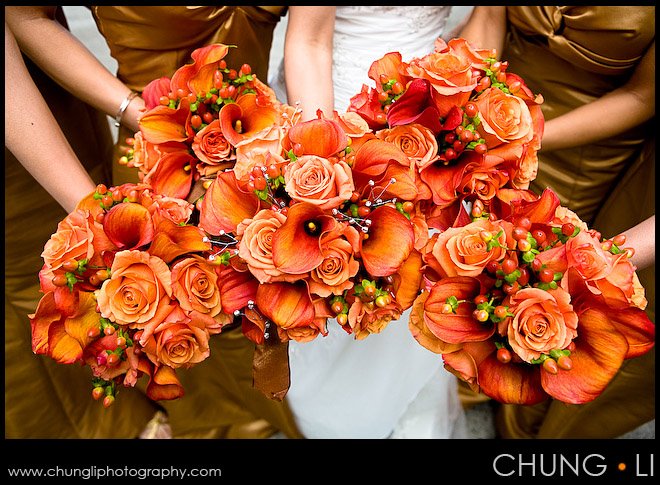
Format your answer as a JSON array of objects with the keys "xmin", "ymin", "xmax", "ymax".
[{"xmin": 114, "ymin": 91, "xmax": 139, "ymax": 128}]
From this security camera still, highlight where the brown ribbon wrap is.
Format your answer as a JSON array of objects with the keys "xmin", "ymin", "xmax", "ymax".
[{"xmin": 252, "ymin": 331, "xmax": 291, "ymax": 402}]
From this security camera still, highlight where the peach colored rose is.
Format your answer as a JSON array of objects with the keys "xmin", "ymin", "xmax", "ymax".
[
  {"xmin": 171, "ymin": 255, "xmax": 223, "ymax": 317},
  {"xmin": 404, "ymin": 49, "xmax": 476, "ymax": 117},
  {"xmin": 308, "ymin": 230, "xmax": 360, "ymax": 297},
  {"xmin": 552, "ymin": 206, "xmax": 589, "ymax": 233},
  {"xmin": 588, "ymin": 252, "xmax": 648, "ymax": 310},
  {"xmin": 283, "ymin": 155, "xmax": 354, "ymax": 210},
  {"xmin": 564, "ymin": 231, "xmax": 613, "ymax": 281},
  {"xmin": 348, "ymin": 299, "xmax": 402, "ymax": 340},
  {"xmin": 509, "ymin": 138, "xmax": 539, "ymax": 190},
  {"xmin": 425, "ymin": 219, "xmax": 514, "ymax": 278},
  {"xmin": 501, "ymin": 287, "xmax": 578, "ymax": 363},
  {"xmin": 148, "ymin": 194, "xmax": 194, "ymax": 225},
  {"xmin": 458, "ymin": 168, "xmax": 508, "ymax": 201},
  {"xmin": 237, "ymin": 209, "xmax": 301, "ymax": 283},
  {"xmin": 96, "ymin": 250, "xmax": 172, "ymax": 328},
  {"xmin": 41, "ymin": 209, "xmax": 95, "ymax": 272},
  {"xmin": 333, "ymin": 110, "xmax": 371, "ymax": 139},
  {"xmin": 191, "ymin": 120, "xmax": 235, "ymax": 176},
  {"xmin": 376, "ymin": 123, "xmax": 439, "ymax": 171},
  {"xmin": 233, "ymin": 148, "xmax": 286, "ymax": 184},
  {"xmin": 141, "ymin": 304, "xmax": 210, "ymax": 369},
  {"xmin": 474, "ymin": 87, "xmax": 534, "ymax": 149}
]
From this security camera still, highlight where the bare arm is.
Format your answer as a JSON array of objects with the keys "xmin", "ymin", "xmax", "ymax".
[
  {"xmin": 5, "ymin": 22, "xmax": 96, "ymax": 213},
  {"xmin": 5, "ymin": 6, "xmax": 144, "ymax": 132},
  {"xmin": 541, "ymin": 42, "xmax": 655, "ymax": 152},
  {"xmin": 458, "ymin": 6, "xmax": 506, "ymax": 56},
  {"xmin": 621, "ymin": 215, "xmax": 655, "ymax": 271},
  {"xmin": 283, "ymin": 6, "xmax": 336, "ymax": 121}
]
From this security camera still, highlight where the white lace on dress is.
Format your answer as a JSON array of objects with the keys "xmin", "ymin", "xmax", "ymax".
[{"xmin": 273, "ymin": 6, "xmax": 474, "ymax": 439}]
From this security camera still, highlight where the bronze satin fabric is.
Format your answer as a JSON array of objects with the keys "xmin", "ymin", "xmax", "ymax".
[
  {"xmin": 5, "ymin": 10, "xmax": 160, "ymax": 437},
  {"xmin": 90, "ymin": 6, "xmax": 302, "ymax": 439},
  {"xmin": 496, "ymin": 6, "xmax": 655, "ymax": 439}
]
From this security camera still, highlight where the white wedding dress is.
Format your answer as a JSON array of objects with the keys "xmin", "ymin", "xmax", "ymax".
[{"xmin": 270, "ymin": 6, "xmax": 474, "ymax": 439}]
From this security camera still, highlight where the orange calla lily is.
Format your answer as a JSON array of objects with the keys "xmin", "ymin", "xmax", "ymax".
[
  {"xmin": 287, "ymin": 117, "xmax": 347, "ymax": 158},
  {"xmin": 219, "ymin": 93, "xmax": 279, "ymax": 146},
  {"xmin": 139, "ymin": 98, "xmax": 193, "ymax": 144},
  {"xmin": 30, "ymin": 291, "xmax": 100, "ymax": 364},
  {"xmin": 170, "ymin": 44, "xmax": 229, "ymax": 96},
  {"xmin": 360, "ymin": 205, "xmax": 414, "ymax": 277},
  {"xmin": 409, "ymin": 291, "xmax": 462, "ymax": 354},
  {"xmin": 392, "ymin": 249, "xmax": 424, "ymax": 310},
  {"xmin": 367, "ymin": 51, "xmax": 410, "ymax": 91},
  {"xmin": 477, "ymin": 351, "xmax": 549, "ymax": 405},
  {"xmin": 423, "ymin": 276, "xmax": 495, "ymax": 343},
  {"xmin": 103, "ymin": 202, "xmax": 155, "ymax": 250},
  {"xmin": 145, "ymin": 151, "xmax": 196, "ymax": 200},
  {"xmin": 215, "ymin": 264, "xmax": 259, "ymax": 314},
  {"xmin": 198, "ymin": 170, "xmax": 261, "ymax": 236},
  {"xmin": 148, "ymin": 218, "xmax": 211, "ymax": 264},
  {"xmin": 418, "ymin": 156, "xmax": 471, "ymax": 208},
  {"xmin": 145, "ymin": 364, "xmax": 185, "ymax": 401},
  {"xmin": 256, "ymin": 281, "xmax": 316, "ymax": 329},
  {"xmin": 271, "ymin": 202, "xmax": 337, "ymax": 274},
  {"xmin": 494, "ymin": 187, "xmax": 561, "ymax": 225}
]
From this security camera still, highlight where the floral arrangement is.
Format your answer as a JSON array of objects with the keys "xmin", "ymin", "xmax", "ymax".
[
  {"xmin": 343, "ymin": 37, "xmax": 654, "ymax": 404},
  {"xmin": 30, "ymin": 38, "xmax": 654, "ymax": 407}
]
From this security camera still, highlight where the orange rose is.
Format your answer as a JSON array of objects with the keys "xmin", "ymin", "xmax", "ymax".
[
  {"xmin": 141, "ymin": 304, "xmax": 210, "ymax": 369},
  {"xmin": 148, "ymin": 194, "xmax": 194, "ymax": 225},
  {"xmin": 283, "ymin": 155, "xmax": 354, "ymax": 210},
  {"xmin": 191, "ymin": 120, "xmax": 235, "ymax": 176},
  {"xmin": 96, "ymin": 250, "xmax": 172, "ymax": 328},
  {"xmin": 132, "ymin": 131, "xmax": 188, "ymax": 181},
  {"xmin": 376, "ymin": 123, "xmax": 439, "ymax": 171},
  {"xmin": 458, "ymin": 168, "xmax": 508, "ymax": 201},
  {"xmin": 564, "ymin": 231, "xmax": 613, "ymax": 281},
  {"xmin": 171, "ymin": 255, "xmax": 223, "ymax": 317},
  {"xmin": 404, "ymin": 49, "xmax": 476, "ymax": 117},
  {"xmin": 233, "ymin": 148, "xmax": 286, "ymax": 184},
  {"xmin": 348, "ymin": 298, "xmax": 402, "ymax": 340},
  {"xmin": 474, "ymin": 87, "xmax": 534, "ymax": 149},
  {"xmin": 590, "ymin": 253, "xmax": 648, "ymax": 310},
  {"xmin": 425, "ymin": 219, "xmax": 514, "ymax": 278},
  {"xmin": 552, "ymin": 206, "xmax": 589, "ymax": 233},
  {"xmin": 41, "ymin": 209, "xmax": 95, "ymax": 272},
  {"xmin": 237, "ymin": 209, "xmax": 301, "ymax": 284},
  {"xmin": 501, "ymin": 287, "xmax": 578, "ymax": 363},
  {"xmin": 308, "ymin": 228, "xmax": 360, "ymax": 297}
]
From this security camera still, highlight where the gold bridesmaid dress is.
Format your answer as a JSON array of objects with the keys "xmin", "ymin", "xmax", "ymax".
[
  {"xmin": 495, "ymin": 6, "xmax": 655, "ymax": 438},
  {"xmin": 5, "ymin": 9, "xmax": 160, "ymax": 438},
  {"xmin": 90, "ymin": 6, "xmax": 302, "ymax": 438}
]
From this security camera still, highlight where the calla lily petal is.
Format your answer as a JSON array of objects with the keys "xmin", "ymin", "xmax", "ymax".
[
  {"xmin": 423, "ymin": 276, "xmax": 495, "ymax": 343},
  {"xmin": 198, "ymin": 170, "xmax": 260, "ymax": 236},
  {"xmin": 393, "ymin": 249, "xmax": 424, "ymax": 310},
  {"xmin": 142, "ymin": 76, "xmax": 171, "ymax": 110},
  {"xmin": 360, "ymin": 206, "xmax": 414, "ymax": 277},
  {"xmin": 146, "ymin": 365, "xmax": 185, "ymax": 401},
  {"xmin": 386, "ymin": 78, "xmax": 443, "ymax": 134},
  {"xmin": 287, "ymin": 117, "xmax": 347, "ymax": 158},
  {"xmin": 352, "ymin": 138, "xmax": 410, "ymax": 175},
  {"xmin": 219, "ymin": 94, "xmax": 279, "ymax": 146},
  {"xmin": 272, "ymin": 202, "xmax": 336, "ymax": 274},
  {"xmin": 409, "ymin": 291, "xmax": 462, "ymax": 354},
  {"xmin": 607, "ymin": 307, "xmax": 655, "ymax": 359},
  {"xmin": 216, "ymin": 265, "xmax": 259, "ymax": 314},
  {"xmin": 145, "ymin": 151, "xmax": 196, "ymax": 200},
  {"xmin": 103, "ymin": 202, "xmax": 155, "ymax": 250},
  {"xmin": 30, "ymin": 291, "xmax": 60, "ymax": 355},
  {"xmin": 541, "ymin": 307, "xmax": 628, "ymax": 404},
  {"xmin": 478, "ymin": 353, "xmax": 549, "ymax": 405},
  {"xmin": 170, "ymin": 43, "xmax": 229, "ymax": 95},
  {"xmin": 148, "ymin": 219, "xmax": 211, "ymax": 264},
  {"xmin": 256, "ymin": 281, "xmax": 315, "ymax": 329},
  {"xmin": 139, "ymin": 102, "xmax": 192, "ymax": 144}
]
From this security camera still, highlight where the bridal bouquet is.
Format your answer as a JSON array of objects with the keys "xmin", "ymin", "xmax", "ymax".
[
  {"xmin": 344, "ymin": 37, "xmax": 654, "ymax": 404},
  {"xmin": 30, "ymin": 43, "xmax": 423, "ymax": 404}
]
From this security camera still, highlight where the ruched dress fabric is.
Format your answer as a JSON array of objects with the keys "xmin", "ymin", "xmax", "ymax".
[
  {"xmin": 495, "ymin": 6, "xmax": 655, "ymax": 439},
  {"xmin": 4, "ymin": 9, "xmax": 160, "ymax": 438}
]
